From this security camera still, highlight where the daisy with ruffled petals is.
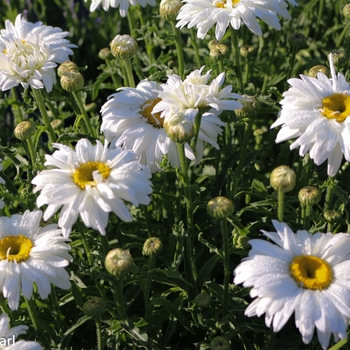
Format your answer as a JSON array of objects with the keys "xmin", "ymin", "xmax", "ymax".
[
  {"xmin": 0, "ymin": 313, "xmax": 43, "ymax": 349},
  {"xmin": 32, "ymin": 139, "xmax": 152, "ymax": 237},
  {"xmin": 0, "ymin": 210, "xmax": 71, "ymax": 311},
  {"xmin": 271, "ymin": 54, "xmax": 350, "ymax": 176},
  {"xmin": 0, "ymin": 14, "xmax": 76, "ymax": 92},
  {"xmin": 234, "ymin": 220, "xmax": 350, "ymax": 350}
]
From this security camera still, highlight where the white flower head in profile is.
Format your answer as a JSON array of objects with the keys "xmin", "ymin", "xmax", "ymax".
[
  {"xmin": 32, "ymin": 139, "xmax": 152, "ymax": 237},
  {"xmin": 271, "ymin": 53, "xmax": 350, "ymax": 176},
  {"xmin": 0, "ymin": 14, "xmax": 76, "ymax": 92},
  {"xmin": 234, "ymin": 220, "xmax": 350, "ymax": 349}
]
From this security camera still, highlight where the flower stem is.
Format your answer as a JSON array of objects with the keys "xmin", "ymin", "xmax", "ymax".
[
  {"xmin": 277, "ymin": 189, "xmax": 285, "ymax": 222},
  {"xmin": 220, "ymin": 218, "xmax": 230, "ymax": 316},
  {"xmin": 95, "ymin": 317, "xmax": 103, "ymax": 350},
  {"xmin": 114, "ymin": 278, "xmax": 127, "ymax": 321},
  {"xmin": 31, "ymin": 88, "xmax": 56, "ymax": 143},
  {"xmin": 230, "ymin": 27, "xmax": 243, "ymax": 94},
  {"xmin": 171, "ymin": 21, "xmax": 185, "ymax": 78},
  {"xmin": 123, "ymin": 58, "xmax": 136, "ymax": 88},
  {"xmin": 190, "ymin": 28, "xmax": 201, "ymax": 68},
  {"xmin": 25, "ymin": 297, "xmax": 40, "ymax": 331},
  {"xmin": 324, "ymin": 177, "xmax": 334, "ymax": 212},
  {"xmin": 144, "ymin": 254, "xmax": 155, "ymax": 318},
  {"xmin": 287, "ymin": 46, "xmax": 298, "ymax": 78},
  {"xmin": 71, "ymin": 91, "xmax": 95, "ymax": 137},
  {"xmin": 78, "ymin": 221, "xmax": 93, "ymax": 266},
  {"xmin": 26, "ymin": 137, "xmax": 36, "ymax": 169}
]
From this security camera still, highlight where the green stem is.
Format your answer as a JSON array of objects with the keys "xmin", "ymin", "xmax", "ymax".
[
  {"xmin": 190, "ymin": 109, "xmax": 205, "ymax": 154},
  {"xmin": 221, "ymin": 219, "xmax": 230, "ymax": 316},
  {"xmin": 95, "ymin": 317, "xmax": 103, "ymax": 350},
  {"xmin": 287, "ymin": 46, "xmax": 298, "ymax": 79},
  {"xmin": 71, "ymin": 91, "xmax": 95, "ymax": 137},
  {"xmin": 324, "ymin": 177, "xmax": 334, "ymax": 212},
  {"xmin": 114, "ymin": 278, "xmax": 127, "ymax": 321},
  {"xmin": 26, "ymin": 137, "xmax": 36, "ymax": 169},
  {"xmin": 143, "ymin": 205, "xmax": 152, "ymax": 237},
  {"xmin": 277, "ymin": 189, "xmax": 285, "ymax": 222},
  {"xmin": 336, "ymin": 20, "xmax": 350, "ymax": 48},
  {"xmin": 230, "ymin": 27, "xmax": 243, "ymax": 94},
  {"xmin": 31, "ymin": 88, "xmax": 56, "ymax": 143},
  {"xmin": 144, "ymin": 254, "xmax": 155, "ymax": 318},
  {"xmin": 171, "ymin": 22, "xmax": 185, "ymax": 78},
  {"xmin": 190, "ymin": 28, "xmax": 201, "ymax": 68},
  {"xmin": 78, "ymin": 221, "xmax": 93, "ymax": 266},
  {"xmin": 25, "ymin": 297, "xmax": 40, "ymax": 331},
  {"xmin": 123, "ymin": 59, "xmax": 136, "ymax": 88},
  {"xmin": 315, "ymin": 0, "xmax": 324, "ymax": 37},
  {"xmin": 328, "ymin": 338, "xmax": 348, "ymax": 350},
  {"xmin": 11, "ymin": 88, "xmax": 24, "ymax": 123}
]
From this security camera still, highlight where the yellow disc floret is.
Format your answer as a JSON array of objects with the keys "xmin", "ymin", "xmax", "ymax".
[
  {"xmin": 0, "ymin": 235, "xmax": 33, "ymax": 262},
  {"xmin": 320, "ymin": 93, "xmax": 350, "ymax": 122},
  {"xmin": 140, "ymin": 98, "xmax": 164, "ymax": 128},
  {"xmin": 290, "ymin": 255, "xmax": 333, "ymax": 290},
  {"xmin": 73, "ymin": 161, "xmax": 111, "ymax": 190}
]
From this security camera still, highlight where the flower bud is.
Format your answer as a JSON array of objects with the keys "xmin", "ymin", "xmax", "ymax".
[
  {"xmin": 160, "ymin": 0, "xmax": 182, "ymax": 20},
  {"xmin": 51, "ymin": 119, "xmax": 64, "ymax": 131},
  {"xmin": 331, "ymin": 50, "xmax": 347, "ymax": 68},
  {"xmin": 194, "ymin": 293, "xmax": 212, "ymax": 310},
  {"xmin": 14, "ymin": 121, "xmax": 36, "ymax": 140},
  {"xmin": 60, "ymin": 71, "xmax": 84, "ymax": 92},
  {"xmin": 164, "ymin": 115, "xmax": 194, "ymax": 143},
  {"xmin": 207, "ymin": 196, "xmax": 234, "ymax": 219},
  {"xmin": 209, "ymin": 42, "xmax": 229, "ymax": 61},
  {"xmin": 57, "ymin": 61, "xmax": 79, "ymax": 78},
  {"xmin": 98, "ymin": 47, "xmax": 113, "ymax": 61},
  {"xmin": 83, "ymin": 297, "xmax": 106, "ymax": 318},
  {"xmin": 324, "ymin": 210, "xmax": 341, "ymax": 224},
  {"xmin": 270, "ymin": 165, "xmax": 296, "ymax": 193},
  {"xmin": 343, "ymin": 4, "xmax": 350, "ymax": 19},
  {"xmin": 288, "ymin": 32, "xmax": 306, "ymax": 50},
  {"xmin": 254, "ymin": 161, "xmax": 264, "ymax": 172},
  {"xmin": 307, "ymin": 65, "xmax": 329, "ymax": 78},
  {"xmin": 235, "ymin": 95, "xmax": 259, "ymax": 118},
  {"xmin": 298, "ymin": 186, "xmax": 322, "ymax": 207},
  {"xmin": 235, "ymin": 236, "xmax": 250, "ymax": 250},
  {"xmin": 105, "ymin": 248, "xmax": 133, "ymax": 277},
  {"xmin": 110, "ymin": 35, "xmax": 138, "ymax": 60},
  {"xmin": 142, "ymin": 237, "xmax": 163, "ymax": 256},
  {"xmin": 240, "ymin": 45, "xmax": 254, "ymax": 58},
  {"xmin": 210, "ymin": 336, "xmax": 230, "ymax": 350}
]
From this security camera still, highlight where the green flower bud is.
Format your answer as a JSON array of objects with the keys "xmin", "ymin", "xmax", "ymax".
[
  {"xmin": 164, "ymin": 115, "xmax": 194, "ymax": 143},
  {"xmin": 142, "ymin": 237, "xmax": 163, "ymax": 256},
  {"xmin": 110, "ymin": 35, "xmax": 138, "ymax": 60},
  {"xmin": 240, "ymin": 45, "xmax": 254, "ymax": 58},
  {"xmin": 57, "ymin": 61, "xmax": 79, "ymax": 78},
  {"xmin": 160, "ymin": 0, "xmax": 182, "ymax": 20},
  {"xmin": 235, "ymin": 94, "xmax": 259, "ymax": 118},
  {"xmin": 343, "ymin": 4, "xmax": 350, "ymax": 19},
  {"xmin": 209, "ymin": 43, "xmax": 229, "ymax": 61},
  {"xmin": 207, "ymin": 196, "xmax": 234, "ymax": 219},
  {"xmin": 51, "ymin": 119, "xmax": 64, "ymax": 131},
  {"xmin": 270, "ymin": 165, "xmax": 296, "ymax": 193},
  {"xmin": 210, "ymin": 336, "xmax": 230, "ymax": 350},
  {"xmin": 60, "ymin": 71, "xmax": 84, "ymax": 92},
  {"xmin": 83, "ymin": 297, "xmax": 106, "ymax": 318},
  {"xmin": 194, "ymin": 293, "xmax": 212, "ymax": 310},
  {"xmin": 308, "ymin": 65, "xmax": 329, "ymax": 78},
  {"xmin": 324, "ymin": 210, "xmax": 341, "ymax": 224},
  {"xmin": 98, "ymin": 47, "xmax": 113, "ymax": 61},
  {"xmin": 105, "ymin": 248, "xmax": 133, "ymax": 277},
  {"xmin": 14, "ymin": 121, "xmax": 36, "ymax": 140},
  {"xmin": 331, "ymin": 50, "xmax": 347, "ymax": 68},
  {"xmin": 235, "ymin": 236, "xmax": 250, "ymax": 250},
  {"xmin": 288, "ymin": 32, "xmax": 306, "ymax": 50},
  {"xmin": 298, "ymin": 186, "xmax": 322, "ymax": 207},
  {"xmin": 254, "ymin": 161, "xmax": 265, "ymax": 172}
]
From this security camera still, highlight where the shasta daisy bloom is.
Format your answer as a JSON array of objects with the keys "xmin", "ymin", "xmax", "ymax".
[
  {"xmin": 176, "ymin": 0, "xmax": 285, "ymax": 40},
  {"xmin": 31, "ymin": 139, "xmax": 152, "ymax": 237},
  {"xmin": 234, "ymin": 220, "xmax": 350, "ymax": 350},
  {"xmin": 86, "ymin": 0, "xmax": 156, "ymax": 17},
  {"xmin": 271, "ymin": 54, "xmax": 350, "ymax": 176},
  {"xmin": 0, "ymin": 14, "xmax": 76, "ymax": 92},
  {"xmin": 0, "ymin": 210, "xmax": 71, "ymax": 311},
  {"xmin": 0, "ymin": 313, "xmax": 43, "ymax": 349}
]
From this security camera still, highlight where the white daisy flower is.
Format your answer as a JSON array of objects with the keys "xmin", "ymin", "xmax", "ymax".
[
  {"xmin": 31, "ymin": 139, "xmax": 152, "ymax": 237},
  {"xmin": 234, "ymin": 220, "xmax": 350, "ymax": 350},
  {"xmin": 271, "ymin": 54, "xmax": 350, "ymax": 176},
  {"xmin": 85, "ymin": 0, "xmax": 156, "ymax": 17},
  {"xmin": 0, "ymin": 210, "xmax": 71, "ymax": 311},
  {"xmin": 0, "ymin": 313, "xmax": 43, "ymax": 349},
  {"xmin": 176, "ymin": 0, "xmax": 288, "ymax": 40},
  {"xmin": 0, "ymin": 14, "xmax": 76, "ymax": 92}
]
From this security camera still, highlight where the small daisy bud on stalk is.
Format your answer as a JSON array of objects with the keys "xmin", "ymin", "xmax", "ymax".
[
  {"xmin": 60, "ymin": 71, "xmax": 84, "ymax": 93},
  {"xmin": 98, "ymin": 47, "xmax": 113, "ymax": 61},
  {"xmin": 207, "ymin": 196, "xmax": 234, "ymax": 219},
  {"xmin": 57, "ymin": 61, "xmax": 79, "ymax": 78},
  {"xmin": 14, "ymin": 121, "xmax": 36, "ymax": 140},
  {"xmin": 164, "ymin": 115, "xmax": 194, "ymax": 144},
  {"xmin": 83, "ymin": 297, "xmax": 106, "ymax": 318},
  {"xmin": 331, "ymin": 49, "xmax": 347, "ymax": 68},
  {"xmin": 324, "ymin": 209, "xmax": 342, "ymax": 233},
  {"xmin": 240, "ymin": 45, "xmax": 254, "ymax": 58},
  {"xmin": 51, "ymin": 119, "xmax": 64, "ymax": 131},
  {"xmin": 110, "ymin": 35, "xmax": 138, "ymax": 60},
  {"xmin": 235, "ymin": 235, "xmax": 250, "ymax": 250},
  {"xmin": 288, "ymin": 32, "xmax": 306, "ymax": 50},
  {"xmin": 160, "ymin": 0, "xmax": 182, "ymax": 20},
  {"xmin": 235, "ymin": 95, "xmax": 259, "ymax": 119},
  {"xmin": 105, "ymin": 248, "xmax": 133, "ymax": 277},
  {"xmin": 143, "ymin": 237, "xmax": 163, "ymax": 256},
  {"xmin": 194, "ymin": 293, "xmax": 212, "ymax": 310},
  {"xmin": 270, "ymin": 165, "xmax": 296, "ymax": 221},
  {"xmin": 343, "ymin": 4, "xmax": 350, "ymax": 19},
  {"xmin": 307, "ymin": 65, "xmax": 329, "ymax": 78},
  {"xmin": 209, "ymin": 42, "xmax": 229, "ymax": 62},
  {"xmin": 210, "ymin": 336, "xmax": 230, "ymax": 350},
  {"xmin": 298, "ymin": 186, "xmax": 322, "ymax": 228}
]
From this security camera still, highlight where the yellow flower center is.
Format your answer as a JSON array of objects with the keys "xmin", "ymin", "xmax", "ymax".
[
  {"xmin": 140, "ymin": 98, "xmax": 164, "ymax": 128},
  {"xmin": 73, "ymin": 161, "xmax": 111, "ymax": 190},
  {"xmin": 290, "ymin": 255, "xmax": 333, "ymax": 290},
  {"xmin": 320, "ymin": 93, "xmax": 350, "ymax": 122},
  {"xmin": 215, "ymin": 0, "xmax": 239, "ymax": 8},
  {"xmin": 0, "ymin": 235, "xmax": 33, "ymax": 263}
]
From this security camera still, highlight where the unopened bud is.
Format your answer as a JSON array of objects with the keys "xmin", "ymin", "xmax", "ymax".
[
  {"xmin": 210, "ymin": 336, "xmax": 230, "ymax": 350},
  {"xmin": 270, "ymin": 165, "xmax": 296, "ymax": 193},
  {"xmin": 110, "ymin": 35, "xmax": 138, "ymax": 60},
  {"xmin": 194, "ymin": 293, "xmax": 212, "ymax": 310},
  {"xmin": 288, "ymin": 32, "xmax": 306, "ymax": 50},
  {"xmin": 57, "ymin": 61, "xmax": 79, "ymax": 78},
  {"xmin": 235, "ymin": 236, "xmax": 250, "ymax": 250},
  {"xmin": 98, "ymin": 47, "xmax": 113, "ymax": 61},
  {"xmin": 105, "ymin": 248, "xmax": 133, "ymax": 277},
  {"xmin": 209, "ymin": 42, "xmax": 229, "ymax": 61},
  {"xmin": 343, "ymin": 4, "xmax": 350, "ymax": 19},
  {"xmin": 160, "ymin": 0, "xmax": 182, "ymax": 20},
  {"xmin": 14, "ymin": 121, "xmax": 36, "ymax": 140},
  {"xmin": 143, "ymin": 237, "xmax": 163, "ymax": 256},
  {"xmin": 207, "ymin": 196, "xmax": 234, "ymax": 219},
  {"xmin": 60, "ymin": 71, "xmax": 84, "ymax": 92},
  {"xmin": 240, "ymin": 45, "xmax": 254, "ymax": 58},
  {"xmin": 164, "ymin": 115, "xmax": 194, "ymax": 143},
  {"xmin": 298, "ymin": 186, "xmax": 322, "ymax": 207},
  {"xmin": 235, "ymin": 95, "xmax": 259, "ymax": 118},
  {"xmin": 83, "ymin": 297, "xmax": 106, "ymax": 318},
  {"xmin": 324, "ymin": 210, "xmax": 341, "ymax": 224},
  {"xmin": 51, "ymin": 119, "xmax": 64, "ymax": 131},
  {"xmin": 331, "ymin": 50, "xmax": 347, "ymax": 67},
  {"xmin": 308, "ymin": 65, "xmax": 329, "ymax": 78}
]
